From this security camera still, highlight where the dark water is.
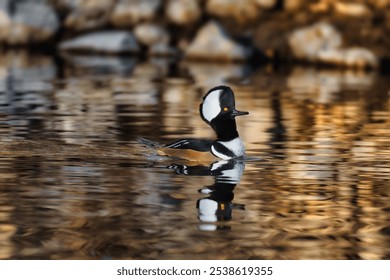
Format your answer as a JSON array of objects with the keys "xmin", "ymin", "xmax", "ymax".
[{"xmin": 0, "ymin": 51, "xmax": 390, "ymax": 259}]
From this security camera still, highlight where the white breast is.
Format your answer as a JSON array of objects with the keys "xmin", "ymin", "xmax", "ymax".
[{"xmin": 211, "ymin": 137, "xmax": 245, "ymax": 159}]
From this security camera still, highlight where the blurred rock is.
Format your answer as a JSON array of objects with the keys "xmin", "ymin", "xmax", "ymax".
[
  {"xmin": 149, "ymin": 43, "xmax": 177, "ymax": 57},
  {"xmin": 134, "ymin": 23, "xmax": 176, "ymax": 56},
  {"xmin": 309, "ymin": 1, "xmax": 330, "ymax": 13},
  {"xmin": 166, "ymin": 0, "xmax": 201, "ymax": 25},
  {"xmin": 334, "ymin": 2, "xmax": 371, "ymax": 18},
  {"xmin": 134, "ymin": 23, "xmax": 169, "ymax": 46},
  {"xmin": 288, "ymin": 22, "xmax": 378, "ymax": 69},
  {"xmin": 255, "ymin": 0, "xmax": 277, "ymax": 9},
  {"xmin": 206, "ymin": 0, "xmax": 260, "ymax": 24},
  {"xmin": 0, "ymin": 6, "xmax": 11, "ymax": 41},
  {"xmin": 57, "ymin": 0, "xmax": 107, "ymax": 10},
  {"xmin": 289, "ymin": 22, "xmax": 342, "ymax": 62},
  {"xmin": 185, "ymin": 21, "xmax": 252, "ymax": 61},
  {"xmin": 50, "ymin": 0, "xmax": 79, "ymax": 10},
  {"xmin": 110, "ymin": 0, "xmax": 161, "ymax": 27},
  {"xmin": 64, "ymin": 0, "xmax": 112, "ymax": 31},
  {"xmin": 0, "ymin": 1, "xmax": 59, "ymax": 45},
  {"xmin": 367, "ymin": 0, "xmax": 390, "ymax": 9},
  {"xmin": 59, "ymin": 31, "xmax": 140, "ymax": 54},
  {"xmin": 318, "ymin": 47, "xmax": 378, "ymax": 69},
  {"xmin": 284, "ymin": 0, "xmax": 304, "ymax": 11}
]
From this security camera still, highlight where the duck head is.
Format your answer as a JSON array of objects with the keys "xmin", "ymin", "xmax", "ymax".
[{"xmin": 200, "ymin": 85, "xmax": 248, "ymax": 124}]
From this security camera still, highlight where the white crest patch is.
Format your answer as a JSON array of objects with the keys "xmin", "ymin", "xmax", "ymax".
[{"xmin": 201, "ymin": 89, "xmax": 222, "ymax": 122}]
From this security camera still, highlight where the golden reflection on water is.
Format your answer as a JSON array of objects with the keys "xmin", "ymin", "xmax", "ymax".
[{"xmin": 0, "ymin": 50, "xmax": 389, "ymax": 259}]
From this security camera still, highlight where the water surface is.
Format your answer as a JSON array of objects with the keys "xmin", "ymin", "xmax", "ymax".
[{"xmin": 0, "ymin": 51, "xmax": 389, "ymax": 259}]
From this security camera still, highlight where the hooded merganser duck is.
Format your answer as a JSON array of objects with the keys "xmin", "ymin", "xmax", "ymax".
[{"xmin": 139, "ymin": 85, "xmax": 249, "ymax": 161}]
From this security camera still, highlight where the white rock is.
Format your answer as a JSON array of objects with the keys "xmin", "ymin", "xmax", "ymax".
[
  {"xmin": 13, "ymin": 2, "xmax": 59, "ymax": 34},
  {"xmin": 289, "ymin": 22, "xmax": 342, "ymax": 61},
  {"xmin": 0, "ymin": 0, "xmax": 10, "ymax": 10},
  {"xmin": 166, "ymin": 0, "xmax": 201, "ymax": 25},
  {"xmin": 185, "ymin": 21, "xmax": 252, "ymax": 61},
  {"xmin": 341, "ymin": 47, "xmax": 378, "ymax": 68},
  {"xmin": 289, "ymin": 22, "xmax": 378, "ymax": 68},
  {"xmin": 318, "ymin": 47, "xmax": 378, "ymax": 68},
  {"xmin": 0, "ymin": 1, "xmax": 59, "ymax": 44},
  {"xmin": 134, "ymin": 23, "xmax": 169, "ymax": 46},
  {"xmin": 110, "ymin": 0, "xmax": 161, "ymax": 27},
  {"xmin": 207, "ymin": 0, "xmax": 260, "ymax": 23},
  {"xmin": 59, "ymin": 31, "xmax": 140, "ymax": 54},
  {"xmin": 317, "ymin": 48, "xmax": 344, "ymax": 65}
]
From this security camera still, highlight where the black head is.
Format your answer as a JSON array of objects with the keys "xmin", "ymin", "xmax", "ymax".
[{"xmin": 199, "ymin": 85, "xmax": 249, "ymax": 125}]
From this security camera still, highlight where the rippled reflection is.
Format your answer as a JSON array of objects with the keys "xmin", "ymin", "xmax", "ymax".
[
  {"xmin": 0, "ymin": 50, "xmax": 389, "ymax": 259},
  {"xmin": 169, "ymin": 160, "xmax": 246, "ymax": 231}
]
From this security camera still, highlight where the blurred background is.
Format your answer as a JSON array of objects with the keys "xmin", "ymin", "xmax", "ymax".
[{"xmin": 1, "ymin": 0, "xmax": 389, "ymax": 67}]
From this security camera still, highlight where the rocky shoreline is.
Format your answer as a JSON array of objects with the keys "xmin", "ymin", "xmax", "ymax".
[{"xmin": 1, "ymin": 0, "xmax": 389, "ymax": 70}]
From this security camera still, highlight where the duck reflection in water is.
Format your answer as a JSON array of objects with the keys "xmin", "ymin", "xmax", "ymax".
[{"xmin": 169, "ymin": 159, "xmax": 245, "ymax": 231}]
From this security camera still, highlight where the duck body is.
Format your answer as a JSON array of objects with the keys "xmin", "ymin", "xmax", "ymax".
[
  {"xmin": 139, "ymin": 85, "xmax": 248, "ymax": 162},
  {"xmin": 138, "ymin": 137, "xmax": 218, "ymax": 161}
]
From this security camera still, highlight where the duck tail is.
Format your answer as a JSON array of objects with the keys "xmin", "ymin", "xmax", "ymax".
[{"xmin": 137, "ymin": 137, "xmax": 161, "ymax": 149}]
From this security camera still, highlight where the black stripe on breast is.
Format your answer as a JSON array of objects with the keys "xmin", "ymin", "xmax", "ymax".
[{"xmin": 211, "ymin": 141, "xmax": 236, "ymax": 158}]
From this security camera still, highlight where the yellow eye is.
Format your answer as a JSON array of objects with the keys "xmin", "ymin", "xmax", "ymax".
[{"xmin": 223, "ymin": 107, "xmax": 228, "ymax": 112}]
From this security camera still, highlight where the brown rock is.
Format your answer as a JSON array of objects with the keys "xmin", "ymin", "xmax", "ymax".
[
  {"xmin": 63, "ymin": 0, "xmax": 112, "ymax": 31},
  {"xmin": 185, "ymin": 21, "xmax": 252, "ymax": 61},
  {"xmin": 255, "ymin": 0, "xmax": 277, "ymax": 9},
  {"xmin": 206, "ymin": 0, "xmax": 260, "ymax": 24},
  {"xmin": 59, "ymin": 31, "xmax": 140, "ymax": 54},
  {"xmin": 110, "ymin": 0, "xmax": 161, "ymax": 27},
  {"xmin": 134, "ymin": 23, "xmax": 169, "ymax": 46},
  {"xmin": 284, "ymin": 0, "xmax": 304, "ymax": 11},
  {"xmin": 166, "ymin": 0, "xmax": 202, "ymax": 25}
]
